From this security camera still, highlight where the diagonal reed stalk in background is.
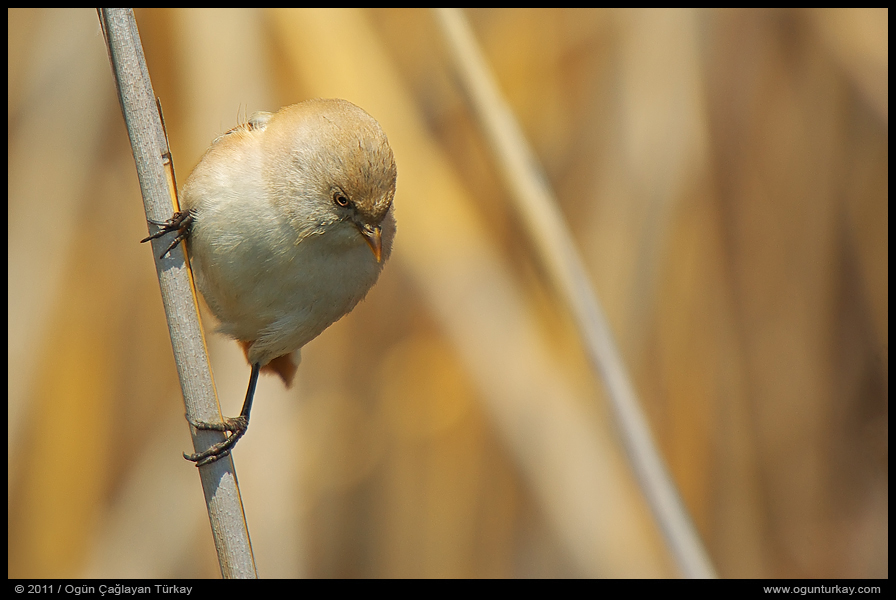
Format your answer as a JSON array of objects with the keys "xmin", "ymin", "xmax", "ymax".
[
  {"xmin": 97, "ymin": 8, "xmax": 256, "ymax": 579},
  {"xmin": 433, "ymin": 8, "xmax": 717, "ymax": 579}
]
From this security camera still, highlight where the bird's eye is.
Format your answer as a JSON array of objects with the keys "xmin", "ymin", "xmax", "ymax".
[{"xmin": 333, "ymin": 192, "xmax": 351, "ymax": 208}]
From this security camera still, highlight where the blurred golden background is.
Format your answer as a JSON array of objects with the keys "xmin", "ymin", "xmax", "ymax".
[{"xmin": 8, "ymin": 8, "xmax": 887, "ymax": 578}]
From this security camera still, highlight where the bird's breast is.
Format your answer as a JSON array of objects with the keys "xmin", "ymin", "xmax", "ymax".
[{"xmin": 190, "ymin": 215, "xmax": 382, "ymax": 353}]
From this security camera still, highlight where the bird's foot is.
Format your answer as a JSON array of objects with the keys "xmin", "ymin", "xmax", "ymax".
[
  {"xmin": 141, "ymin": 209, "xmax": 194, "ymax": 259},
  {"xmin": 184, "ymin": 415, "xmax": 248, "ymax": 467}
]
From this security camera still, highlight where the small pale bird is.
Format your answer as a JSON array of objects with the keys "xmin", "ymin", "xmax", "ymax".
[{"xmin": 144, "ymin": 99, "xmax": 397, "ymax": 466}]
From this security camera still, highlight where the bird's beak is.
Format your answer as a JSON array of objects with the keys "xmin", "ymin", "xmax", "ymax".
[{"xmin": 358, "ymin": 223, "xmax": 383, "ymax": 263}]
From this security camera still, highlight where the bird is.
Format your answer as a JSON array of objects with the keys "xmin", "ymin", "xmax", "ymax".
[{"xmin": 143, "ymin": 98, "xmax": 397, "ymax": 466}]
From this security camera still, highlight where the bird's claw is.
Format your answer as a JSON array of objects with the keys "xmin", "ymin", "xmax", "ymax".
[
  {"xmin": 141, "ymin": 210, "xmax": 194, "ymax": 259},
  {"xmin": 184, "ymin": 415, "xmax": 248, "ymax": 467}
]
